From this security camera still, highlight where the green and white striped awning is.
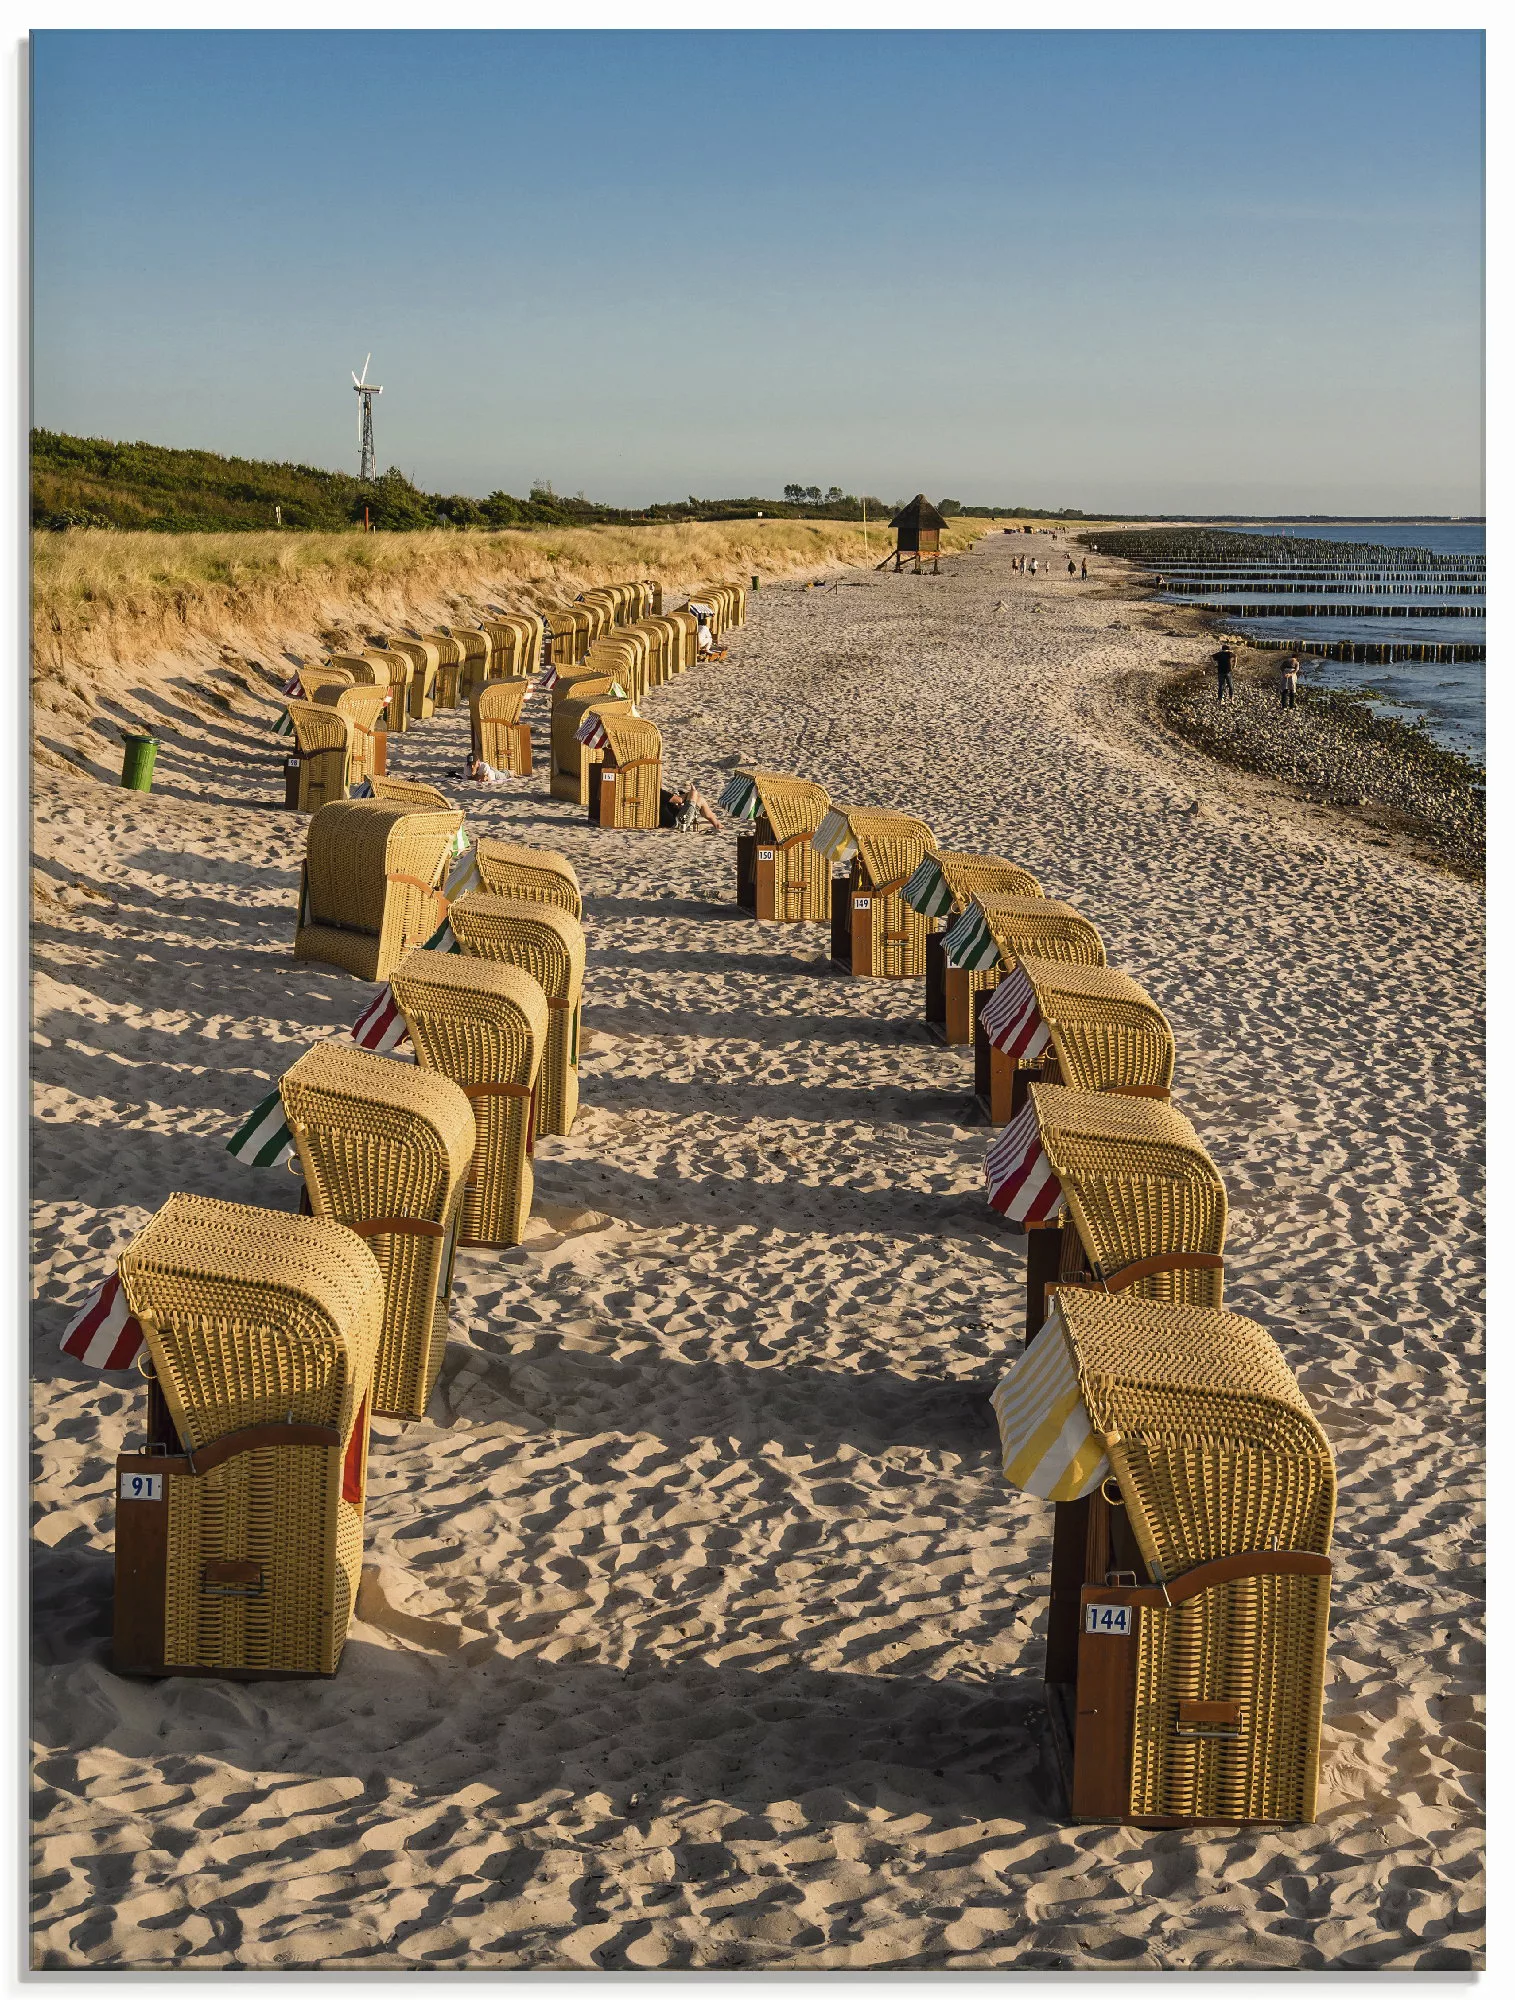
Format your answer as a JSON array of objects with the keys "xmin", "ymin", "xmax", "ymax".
[
  {"xmin": 812, "ymin": 807, "xmax": 858, "ymax": 865},
  {"xmin": 903, "ymin": 855, "xmax": 953, "ymax": 918},
  {"xmin": 718, "ymin": 773, "xmax": 760, "ymax": 821},
  {"xmin": 941, "ymin": 904, "xmax": 1002, "ymax": 971}
]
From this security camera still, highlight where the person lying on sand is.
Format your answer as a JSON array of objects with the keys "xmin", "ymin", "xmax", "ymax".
[
  {"xmin": 661, "ymin": 781, "xmax": 722, "ymax": 832},
  {"xmin": 465, "ymin": 754, "xmax": 509, "ymax": 786}
]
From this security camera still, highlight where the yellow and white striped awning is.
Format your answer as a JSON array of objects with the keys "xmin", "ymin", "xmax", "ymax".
[
  {"xmin": 811, "ymin": 807, "xmax": 858, "ymax": 866},
  {"xmin": 989, "ymin": 1302, "xmax": 1110, "ymax": 1500}
]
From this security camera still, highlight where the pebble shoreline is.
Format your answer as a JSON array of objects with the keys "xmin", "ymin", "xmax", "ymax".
[{"xmin": 1157, "ymin": 657, "xmax": 1484, "ymax": 878}]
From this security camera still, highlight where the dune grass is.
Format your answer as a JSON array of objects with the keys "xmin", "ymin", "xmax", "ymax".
[{"xmin": 31, "ymin": 515, "xmax": 991, "ymax": 682}]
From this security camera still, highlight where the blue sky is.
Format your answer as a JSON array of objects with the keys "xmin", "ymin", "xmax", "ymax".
[{"xmin": 31, "ymin": 29, "xmax": 1484, "ymax": 512}]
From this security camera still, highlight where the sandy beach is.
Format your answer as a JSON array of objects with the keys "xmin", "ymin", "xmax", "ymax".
[{"xmin": 30, "ymin": 529, "xmax": 1484, "ymax": 1969}]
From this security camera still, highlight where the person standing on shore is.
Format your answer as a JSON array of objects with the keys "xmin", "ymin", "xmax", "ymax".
[
  {"xmin": 1080, "ymin": 557, "xmax": 1088, "ymax": 579},
  {"xmin": 1280, "ymin": 655, "xmax": 1300, "ymax": 710},
  {"xmin": 1067, "ymin": 558, "xmax": 1077, "ymax": 577},
  {"xmin": 1029, "ymin": 557, "xmax": 1039, "ymax": 576},
  {"xmin": 1214, "ymin": 642, "xmax": 1236, "ymax": 702}
]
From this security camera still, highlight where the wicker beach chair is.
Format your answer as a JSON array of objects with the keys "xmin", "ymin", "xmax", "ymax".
[
  {"xmin": 662, "ymin": 609, "xmax": 699, "ymax": 676},
  {"xmin": 111, "ymin": 1192, "xmax": 383, "ymax": 1678},
  {"xmin": 449, "ymin": 890, "xmax": 585, "ymax": 1136},
  {"xmin": 478, "ymin": 614, "xmax": 541, "ymax": 683},
  {"xmin": 721, "ymin": 769, "xmax": 834, "ymax": 921},
  {"xmin": 284, "ymin": 700, "xmax": 354, "ymax": 813},
  {"xmin": 543, "ymin": 605, "xmax": 593, "ymax": 668},
  {"xmin": 955, "ymin": 896, "xmax": 1107, "ymax": 1120},
  {"xmin": 993, "ymin": 1288, "xmax": 1334, "ymax": 1826},
  {"xmin": 367, "ymin": 776, "xmax": 456, "ymax": 812},
  {"xmin": 391, "ymin": 948, "xmax": 549, "ymax": 1248},
  {"xmin": 985, "ymin": 957, "xmax": 1175, "ymax": 1104},
  {"xmin": 989, "ymin": 1082, "xmax": 1227, "ymax": 1342},
  {"xmin": 359, "ymin": 646, "xmax": 410, "ymax": 733},
  {"xmin": 279, "ymin": 1043, "xmax": 474, "ymax": 1421},
  {"xmin": 814, "ymin": 806, "xmax": 939, "ymax": 977},
  {"xmin": 905, "ymin": 851, "xmax": 1045, "ymax": 1043},
  {"xmin": 326, "ymin": 686, "xmax": 390, "ymax": 789},
  {"xmin": 387, "ymin": 638, "xmax": 439, "ymax": 723},
  {"xmin": 469, "ymin": 679, "xmax": 533, "ymax": 775},
  {"xmin": 293, "ymin": 799, "xmax": 463, "ymax": 982},
  {"xmin": 551, "ymin": 694, "xmax": 633, "ymax": 805},
  {"xmin": 454, "ymin": 626, "xmax": 492, "ymax": 701},
  {"xmin": 474, "ymin": 841, "xmax": 582, "ymax": 918},
  {"xmin": 588, "ymin": 714, "xmax": 662, "ymax": 828},
  {"xmin": 421, "ymin": 631, "xmax": 467, "ymax": 709},
  {"xmin": 298, "ymin": 663, "xmax": 356, "ymax": 703}
]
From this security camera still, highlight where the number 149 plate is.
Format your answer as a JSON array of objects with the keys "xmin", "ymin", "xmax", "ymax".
[{"xmin": 1085, "ymin": 1602, "xmax": 1133, "ymax": 1635}]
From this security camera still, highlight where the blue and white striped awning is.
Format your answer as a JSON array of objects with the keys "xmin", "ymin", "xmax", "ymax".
[
  {"xmin": 941, "ymin": 904, "xmax": 1002, "ymax": 972},
  {"xmin": 903, "ymin": 855, "xmax": 953, "ymax": 918},
  {"xmin": 811, "ymin": 808, "xmax": 858, "ymax": 866},
  {"xmin": 718, "ymin": 773, "xmax": 760, "ymax": 821}
]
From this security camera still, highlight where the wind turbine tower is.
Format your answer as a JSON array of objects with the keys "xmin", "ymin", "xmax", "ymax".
[{"xmin": 352, "ymin": 355, "xmax": 382, "ymax": 482}]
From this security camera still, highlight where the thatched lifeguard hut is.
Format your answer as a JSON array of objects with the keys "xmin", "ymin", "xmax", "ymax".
[{"xmin": 882, "ymin": 495, "xmax": 946, "ymax": 574}]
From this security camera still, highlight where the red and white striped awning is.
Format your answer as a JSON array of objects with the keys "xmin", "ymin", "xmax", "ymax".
[
  {"xmin": 575, "ymin": 713, "xmax": 610, "ymax": 749},
  {"xmin": 982, "ymin": 963, "xmax": 1052, "ymax": 1061},
  {"xmin": 59, "ymin": 1272, "xmax": 145, "ymax": 1370},
  {"xmin": 985, "ymin": 1101, "xmax": 1064, "ymax": 1223}
]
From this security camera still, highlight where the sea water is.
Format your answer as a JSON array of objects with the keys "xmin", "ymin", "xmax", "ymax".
[{"xmin": 1170, "ymin": 521, "xmax": 1486, "ymax": 762}]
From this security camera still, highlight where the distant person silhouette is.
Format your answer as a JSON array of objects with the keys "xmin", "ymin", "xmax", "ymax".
[{"xmin": 1214, "ymin": 643, "xmax": 1236, "ymax": 702}]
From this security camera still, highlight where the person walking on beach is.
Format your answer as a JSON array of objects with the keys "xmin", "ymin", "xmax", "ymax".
[
  {"xmin": 1213, "ymin": 642, "xmax": 1236, "ymax": 702},
  {"xmin": 1080, "ymin": 557, "xmax": 1088, "ymax": 580},
  {"xmin": 1067, "ymin": 558, "xmax": 1077, "ymax": 577},
  {"xmin": 1280, "ymin": 655, "xmax": 1300, "ymax": 710},
  {"xmin": 1029, "ymin": 557, "xmax": 1039, "ymax": 577}
]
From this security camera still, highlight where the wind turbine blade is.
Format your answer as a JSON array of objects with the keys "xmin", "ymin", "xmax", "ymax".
[
  {"xmin": 361, "ymin": 353, "xmax": 370, "ymax": 384},
  {"xmin": 352, "ymin": 372, "xmax": 361, "ymax": 388}
]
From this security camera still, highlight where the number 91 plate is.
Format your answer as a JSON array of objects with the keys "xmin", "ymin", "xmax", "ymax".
[
  {"xmin": 1085, "ymin": 1602, "xmax": 1133, "ymax": 1635},
  {"xmin": 119, "ymin": 1472, "xmax": 164, "ymax": 1501}
]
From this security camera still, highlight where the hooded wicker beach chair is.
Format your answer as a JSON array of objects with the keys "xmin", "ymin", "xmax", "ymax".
[
  {"xmin": 813, "ymin": 806, "xmax": 939, "ymax": 977},
  {"xmin": 279, "ymin": 1043, "xmax": 474, "ymax": 1421},
  {"xmin": 360, "ymin": 646, "xmax": 410, "ymax": 733},
  {"xmin": 474, "ymin": 841, "xmax": 582, "ymax": 918},
  {"xmin": 111, "ymin": 1192, "xmax": 383, "ymax": 1678},
  {"xmin": 449, "ymin": 890, "xmax": 585, "ymax": 1136},
  {"xmin": 453, "ymin": 626, "xmax": 492, "ymax": 701},
  {"xmin": 983, "ymin": 957, "xmax": 1175, "ymax": 1107},
  {"xmin": 386, "ymin": 638, "xmax": 439, "ymax": 723},
  {"xmin": 367, "ymin": 776, "xmax": 456, "ymax": 812},
  {"xmin": 326, "ymin": 686, "xmax": 390, "ymax": 788},
  {"xmin": 552, "ymin": 694, "xmax": 633, "ymax": 805},
  {"xmin": 391, "ymin": 948, "xmax": 549, "ymax": 1248},
  {"xmin": 326, "ymin": 654, "xmax": 384, "ymax": 688},
  {"xmin": 478, "ymin": 614, "xmax": 541, "ymax": 685},
  {"xmin": 904, "ymin": 851, "xmax": 1045, "ymax": 1043},
  {"xmin": 469, "ymin": 679, "xmax": 533, "ymax": 775},
  {"xmin": 418, "ymin": 631, "xmax": 466, "ymax": 709},
  {"xmin": 551, "ymin": 669, "xmax": 625, "ymax": 712},
  {"xmin": 720, "ymin": 770, "xmax": 834, "ymax": 921},
  {"xmin": 284, "ymin": 700, "xmax": 354, "ymax": 813},
  {"xmin": 954, "ymin": 897, "xmax": 1108, "ymax": 1121},
  {"xmin": 992, "ymin": 1288, "xmax": 1334, "ymax": 1826},
  {"xmin": 664, "ymin": 609, "xmax": 699, "ymax": 676},
  {"xmin": 586, "ymin": 714, "xmax": 663, "ymax": 828},
  {"xmin": 543, "ymin": 605, "xmax": 594, "ymax": 669},
  {"xmin": 988, "ymin": 1082, "xmax": 1227, "ymax": 1342},
  {"xmin": 583, "ymin": 633, "xmax": 648, "ymax": 702},
  {"xmin": 293, "ymin": 800, "xmax": 463, "ymax": 982},
  {"xmin": 298, "ymin": 663, "xmax": 356, "ymax": 703}
]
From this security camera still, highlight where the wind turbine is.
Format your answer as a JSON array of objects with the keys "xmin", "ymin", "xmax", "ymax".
[{"xmin": 352, "ymin": 355, "xmax": 382, "ymax": 483}]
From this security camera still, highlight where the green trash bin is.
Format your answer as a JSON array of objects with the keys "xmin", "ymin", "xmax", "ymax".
[
  {"xmin": 120, "ymin": 734, "xmax": 159, "ymax": 793},
  {"xmin": 751, "ymin": 574, "xmax": 759, "ymax": 591}
]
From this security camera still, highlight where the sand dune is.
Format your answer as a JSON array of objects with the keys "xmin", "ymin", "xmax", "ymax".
[{"xmin": 31, "ymin": 533, "xmax": 1483, "ymax": 1968}]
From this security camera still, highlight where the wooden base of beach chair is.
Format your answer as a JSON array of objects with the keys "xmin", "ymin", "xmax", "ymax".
[
  {"xmin": 736, "ymin": 835, "xmax": 757, "ymax": 911},
  {"xmin": 1023, "ymin": 1220, "xmax": 1065, "ymax": 1346},
  {"xmin": 284, "ymin": 757, "xmax": 302, "ymax": 810},
  {"xmin": 371, "ymin": 732, "xmax": 388, "ymax": 777},
  {"xmin": 503, "ymin": 721, "xmax": 533, "ymax": 777},
  {"xmin": 974, "ymin": 996, "xmax": 1035, "ymax": 1123},
  {"xmin": 925, "ymin": 933, "xmax": 947, "ymax": 1039}
]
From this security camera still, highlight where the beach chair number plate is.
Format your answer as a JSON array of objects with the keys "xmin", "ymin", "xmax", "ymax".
[
  {"xmin": 1085, "ymin": 1603, "xmax": 1133, "ymax": 1635},
  {"xmin": 855, "ymin": 898, "xmax": 872, "ymax": 910},
  {"xmin": 119, "ymin": 1472, "xmax": 164, "ymax": 1502},
  {"xmin": 758, "ymin": 849, "xmax": 775, "ymax": 861}
]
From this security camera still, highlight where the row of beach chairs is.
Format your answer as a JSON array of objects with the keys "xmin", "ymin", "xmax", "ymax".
[
  {"xmin": 715, "ymin": 767, "xmax": 1335, "ymax": 1831},
  {"xmin": 65, "ymin": 574, "xmax": 751, "ymax": 1688}
]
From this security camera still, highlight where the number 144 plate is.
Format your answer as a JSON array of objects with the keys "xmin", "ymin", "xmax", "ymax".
[{"xmin": 1085, "ymin": 1602, "xmax": 1133, "ymax": 1635}]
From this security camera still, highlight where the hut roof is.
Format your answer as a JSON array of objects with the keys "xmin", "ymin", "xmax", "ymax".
[{"xmin": 890, "ymin": 494, "xmax": 947, "ymax": 533}]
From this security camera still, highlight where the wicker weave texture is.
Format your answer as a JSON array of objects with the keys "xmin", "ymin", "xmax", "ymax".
[
  {"xmin": 938, "ymin": 851, "xmax": 1044, "ymax": 910},
  {"xmin": 552, "ymin": 697, "xmax": 632, "ymax": 804},
  {"xmin": 599, "ymin": 716, "xmax": 662, "ymax": 828},
  {"xmin": 330, "ymin": 688, "xmax": 389, "ymax": 788},
  {"xmin": 118, "ymin": 1193, "xmax": 384, "ymax": 1675},
  {"xmin": 1054, "ymin": 1289, "xmax": 1334, "ymax": 1822},
  {"xmin": 449, "ymin": 891, "xmax": 584, "ymax": 1135},
  {"xmin": 745, "ymin": 771, "xmax": 831, "ymax": 845},
  {"xmin": 1018, "ymin": 955, "xmax": 1176, "ymax": 1094},
  {"xmin": 368, "ymin": 777, "xmax": 455, "ymax": 812},
  {"xmin": 474, "ymin": 840, "xmax": 582, "ymax": 918},
  {"xmin": 392, "ymin": 949, "xmax": 549, "ymax": 1247},
  {"xmin": 1034, "ymin": 1084, "xmax": 1227, "ymax": 1304},
  {"xmin": 975, "ymin": 894, "xmax": 1106, "ymax": 967},
  {"xmin": 286, "ymin": 701, "xmax": 352, "ymax": 813},
  {"xmin": 364, "ymin": 649, "xmax": 411, "ymax": 732},
  {"xmin": 280, "ymin": 1043, "xmax": 475, "ymax": 1421},
  {"xmin": 295, "ymin": 801, "xmax": 462, "ymax": 982}
]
